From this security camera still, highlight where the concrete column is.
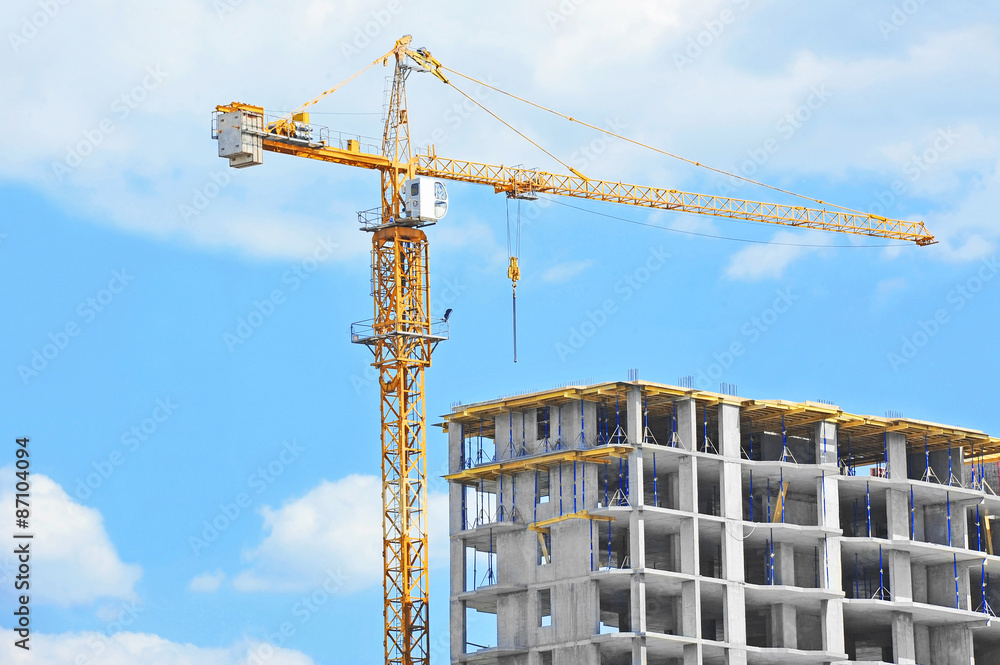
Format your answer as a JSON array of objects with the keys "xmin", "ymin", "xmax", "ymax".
[
  {"xmin": 815, "ymin": 421, "xmax": 837, "ymax": 466},
  {"xmin": 680, "ymin": 518, "xmax": 698, "ymax": 576},
  {"xmin": 449, "ymin": 448, "xmax": 467, "ymax": 665},
  {"xmin": 514, "ymin": 471, "xmax": 535, "ymax": 524},
  {"xmin": 816, "ymin": 474, "xmax": 843, "ymax": 588},
  {"xmin": 888, "ymin": 550, "xmax": 913, "ymax": 602},
  {"xmin": 680, "ymin": 580, "xmax": 700, "ymax": 638},
  {"xmin": 891, "ymin": 611, "xmax": 916, "ymax": 664},
  {"xmin": 449, "ymin": 482, "xmax": 466, "ymax": 535},
  {"xmin": 928, "ymin": 449, "xmax": 954, "ymax": 485},
  {"xmin": 720, "ymin": 463, "xmax": 744, "ymax": 579},
  {"xmin": 495, "ymin": 412, "xmax": 513, "ymax": 460},
  {"xmin": 821, "ymin": 599, "xmax": 845, "ymax": 655},
  {"xmin": 914, "ymin": 624, "xmax": 930, "ymax": 665},
  {"xmin": 771, "ymin": 539, "xmax": 797, "ymax": 648},
  {"xmin": 449, "ymin": 422, "xmax": 464, "ymax": 473},
  {"xmin": 886, "ymin": 432, "xmax": 908, "ymax": 481},
  {"xmin": 957, "ymin": 562, "xmax": 971, "ymax": 610},
  {"xmin": 682, "ymin": 643, "xmax": 702, "ymax": 665},
  {"xmin": 723, "ymin": 583, "xmax": 747, "ymax": 651},
  {"xmin": 678, "ymin": 457, "xmax": 698, "ymax": 514},
  {"xmin": 675, "ymin": 398, "xmax": 697, "ymax": 451},
  {"xmin": 927, "ymin": 561, "xmax": 961, "ymax": 608},
  {"xmin": 770, "ymin": 603, "xmax": 796, "ymax": 649},
  {"xmin": 775, "ymin": 542, "xmax": 795, "ymax": 586},
  {"xmin": 627, "ymin": 386, "xmax": 642, "ymax": 445},
  {"xmin": 630, "ymin": 572, "xmax": 647, "ymax": 634},
  {"xmin": 911, "ymin": 562, "xmax": 928, "ymax": 603},
  {"xmin": 563, "ymin": 400, "xmax": 597, "ymax": 449},
  {"xmin": 719, "ymin": 398, "xmax": 744, "ymax": 650},
  {"xmin": 887, "ymin": 488, "xmax": 910, "ymax": 540},
  {"xmin": 521, "ymin": 409, "xmax": 537, "ymax": 454},
  {"xmin": 628, "ymin": 492, "xmax": 646, "ymax": 568},
  {"xmin": 630, "ymin": 638, "xmax": 646, "ymax": 665},
  {"xmin": 451, "ymin": 596, "xmax": 467, "ymax": 659},
  {"xmin": 718, "ymin": 403, "xmax": 741, "ymax": 459},
  {"xmin": 929, "ymin": 624, "xmax": 973, "ymax": 665}
]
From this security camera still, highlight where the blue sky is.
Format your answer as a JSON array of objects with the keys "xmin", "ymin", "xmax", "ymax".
[{"xmin": 1, "ymin": 1, "xmax": 999, "ymax": 663}]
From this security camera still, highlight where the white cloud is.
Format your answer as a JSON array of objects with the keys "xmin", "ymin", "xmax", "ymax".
[
  {"xmin": 233, "ymin": 475, "xmax": 447, "ymax": 593},
  {"xmin": 541, "ymin": 259, "xmax": 594, "ymax": 283},
  {"xmin": 0, "ymin": 468, "xmax": 141, "ymax": 607},
  {"xmin": 0, "ymin": 1, "xmax": 997, "ymax": 268},
  {"xmin": 724, "ymin": 231, "xmax": 824, "ymax": 281},
  {"xmin": 0, "ymin": 629, "xmax": 315, "ymax": 665},
  {"xmin": 189, "ymin": 570, "xmax": 226, "ymax": 593}
]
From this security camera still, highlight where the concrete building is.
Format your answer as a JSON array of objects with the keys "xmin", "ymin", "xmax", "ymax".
[{"xmin": 443, "ymin": 380, "xmax": 1000, "ymax": 665}]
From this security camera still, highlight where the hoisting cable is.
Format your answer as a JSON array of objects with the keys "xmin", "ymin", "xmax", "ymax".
[
  {"xmin": 505, "ymin": 198, "xmax": 522, "ymax": 362},
  {"xmin": 439, "ymin": 65, "xmax": 869, "ymax": 216},
  {"xmin": 445, "ymin": 81, "xmax": 588, "ymax": 180}
]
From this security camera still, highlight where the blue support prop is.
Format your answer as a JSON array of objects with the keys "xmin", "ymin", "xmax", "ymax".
[
  {"xmin": 558, "ymin": 463, "xmax": 563, "ymax": 516},
  {"xmin": 769, "ymin": 530, "xmax": 775, "ymax": 584},
  {"xmin": 878, "ymin": 545, "xmax": 886, "ymax": 599},
  {"xmin": 910, "ymin": 486, "xmax": 915, "ymax": 540},
  {"xmin": 573, "ymin": 460, "xmax": 578, "ymax": 513},
  {"xmin": 557, "ymin": 406, "xmax": 563, "ymax": 450},
  {"xmin": 780, "ymin": 467, "xmax": 785, "ymax": 523},
  {"xmin": 954, "ymin": 553, "xmax": 960, "ymax": 609},
  {"xmin": 866, "ymin": 481, "xmax": 872, "ymax": 537},
  {"xmin": 652, "ymin": 453, "xmax": 658, "ymax": 508},
  {"xmin": 947, "ymin": 491, "xmax": 952, "ymax": 547}
]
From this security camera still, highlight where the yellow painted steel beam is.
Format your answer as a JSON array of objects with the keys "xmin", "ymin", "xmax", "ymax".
[
  {"xmin": 444, "ymin": 445, "xmax": 633, "ymax": 483},
  {"xmin": 528, "ymin": 510, "xmax": 615, "ymax": 533}
]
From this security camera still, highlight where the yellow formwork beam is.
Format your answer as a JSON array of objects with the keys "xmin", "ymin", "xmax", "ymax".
[{"xmin": 444, "ymin": 445, "xmax": 633, "ymax": 484}]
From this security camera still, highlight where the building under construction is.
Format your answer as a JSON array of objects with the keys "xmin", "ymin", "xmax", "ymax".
[{"xmin": 443, "ymin": 380, "xmax": 1000, "ymax": 665}]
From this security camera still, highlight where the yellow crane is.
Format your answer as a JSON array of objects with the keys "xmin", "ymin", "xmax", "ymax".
[{"xmin": 213, "ymin": 35, "xmax": 934, "ymax": 665}]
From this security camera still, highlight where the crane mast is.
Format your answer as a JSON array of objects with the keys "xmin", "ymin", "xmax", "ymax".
[
  {"xmin": 369, "ymin": 37, "xmax": 434, "ymax": 665},
  {"xmin": 212, "ymin": 35, "xmax": 935, "ymax": 665}
]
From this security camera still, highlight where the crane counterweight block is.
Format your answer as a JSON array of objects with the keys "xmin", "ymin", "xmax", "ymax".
[{"xmin": 216, "ymin": 105, "xmax": 264, "ymax": 168}]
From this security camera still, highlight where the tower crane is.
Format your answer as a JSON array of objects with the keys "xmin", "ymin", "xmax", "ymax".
[{"xmin": 213, "ymin": 35, "xmax": 934, "ymax": 665}]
